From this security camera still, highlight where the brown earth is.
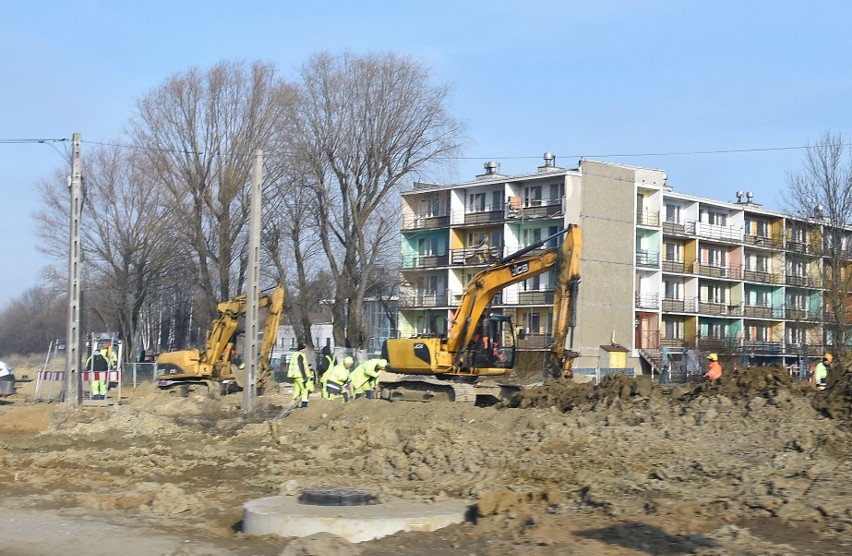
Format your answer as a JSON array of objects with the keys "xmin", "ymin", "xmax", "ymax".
[{"xmin": 0, "ymin": 363, "xmax": 850, "ymax": 555}]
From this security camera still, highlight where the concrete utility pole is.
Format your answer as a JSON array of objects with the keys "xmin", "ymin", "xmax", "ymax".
[
  {"xmin": 65, "ymin": 133, "xmax": 82, "ymax": 405},
  {"xmin": 243, "ymin": 149, "xmax": 263, "ymax": 413}
]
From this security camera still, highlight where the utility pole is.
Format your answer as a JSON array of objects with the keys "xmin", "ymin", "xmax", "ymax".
[
  {"xmin": 243, "ymin": 149, "xmax": 263, "ymax": 413},
  {"xmin": 65, "ymin": 133, "xmax": 82, "ymax": 405}
]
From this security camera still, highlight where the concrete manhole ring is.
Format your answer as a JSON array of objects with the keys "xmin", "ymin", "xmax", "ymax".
[{"xmin": 298, "ymin": 487, "xmax": 381, "ymax": 506}]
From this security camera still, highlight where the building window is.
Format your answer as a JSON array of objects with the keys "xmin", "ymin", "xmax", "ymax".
[
  {"xmin": 664, "ymin": 318, "xmax": 684, "ymax": 339},
  {"xmin": 492, "ymin": 190, "xmax": 503, "ymax": 211},
  {"xmin": 549, "ymin": 183, "xmax": 564, "ymax": 201},
  {"xmin": 524, "ymin": 186, "xmax": 542, "ymax": 207},
  {"xmin": 706, "ymin": 210, "xmax": 727, "ymax": 226},
  {"xmin": 665, "ymin": 203, "xmax": 681, "ymax": 224},
  {"xmin": 706, "ymin": 322, "xmax": 724, "ymax": 339},
  {"xmin": 468, "ymin": 192, "xmax": 486, "ymax": 213},
  {"xmin": 705, "ymin": 247, "xmax": 725, "ymax": 267},
  {"xmin": 527, "ymin": 313, "xmax": 541, "ymax": 334},
  {"xmin": 522, "ymin": 228, "xmax": 542, "ymax": 247},
  {"xmin": 664, "ymin": 279, "xmax": 683, "ymax": 300},
  {"xmin": 664, "ymin": 242, "xmax": 682, "ymax": 262}
]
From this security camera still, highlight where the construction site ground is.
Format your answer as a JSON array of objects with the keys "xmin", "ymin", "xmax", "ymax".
[{"xmin": 0, "ymin": 363, "xmax": 850, "ymax": 556}]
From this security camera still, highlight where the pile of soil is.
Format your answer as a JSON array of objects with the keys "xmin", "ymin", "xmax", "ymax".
[{"xmin": 0, "ymin": 364, "xmax": 849, "ymax": 555}]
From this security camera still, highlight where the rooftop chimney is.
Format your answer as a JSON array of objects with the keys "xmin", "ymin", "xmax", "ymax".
[
  {"xmin": 543, "ymin": 152, "xmax": 555, "ymax": 167},
  {"xmin": 736, "ymin": 191, "xmax": 744, "ymax": 203},
  {"xmin": 747, "ymin": 191, "xmax": 754, "ymax": 203},
  {"xmin": 484, "ymin": 161, "xmax": 498, "ymax": 175}
]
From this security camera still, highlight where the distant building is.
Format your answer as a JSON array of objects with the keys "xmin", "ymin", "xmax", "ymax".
[{"xmin": 397, "ymin": 154, "xmax": 846, "ymax": 375}]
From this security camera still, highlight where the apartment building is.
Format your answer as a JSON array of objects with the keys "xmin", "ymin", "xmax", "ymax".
[{"xmin": 398, "ymin": 155, "xmax": 844, "ymax": 374}]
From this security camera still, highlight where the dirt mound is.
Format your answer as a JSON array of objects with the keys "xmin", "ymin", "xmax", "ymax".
[
  {"xmin": 813, "ymin": 369, "xmax": 852, "ymax": 423},
  {"xmin": 502, "ymin": 373, "xmax": 662, "ymax": 412},
  {"xmin": 682, "ymin": 365, "xmax": 808, "ymax": 402}
]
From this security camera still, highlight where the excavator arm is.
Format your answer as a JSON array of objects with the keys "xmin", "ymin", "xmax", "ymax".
[{"xmin": 547, "ymin": 225, "xmax": 581, "ymax": 379}]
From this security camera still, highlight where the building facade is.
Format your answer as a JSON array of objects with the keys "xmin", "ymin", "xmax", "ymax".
[{"xmin": 398, "ymin": 155, "xmax": 846, "ymax": 374}]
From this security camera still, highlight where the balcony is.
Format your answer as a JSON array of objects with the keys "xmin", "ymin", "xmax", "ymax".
[
  {"xmin": 786, "ymin": 240, "xmax": 813, "ymax": 255},
  {"xmin": 635, "ymin": 293, "xmax": 660, "ymax": 310},
  {"xmin": 743, "ymin": 269, "xmax": 782, "ymax": 284},
  {"xmin": 450, "ymin": 246, "xmax": 502, "ymax": 266},
  {"xmin": 517, "ymin": 332, "xmax": 551, "ymax": 350},
  {"xmin": 462, "ymin": 208, "xmax": 504, "ymax": 225},
  {"xmin": 507, "ymin": 198, "xmax": 564, "ymax": 220},
  {"xmin": 743, "ymin": 341, "xmax": 783, "ymax": 353},
  {"xmin": 637, "ymin": 209, "xmax": 660, "ymax": 227},
  {"xmin": 636, "ymin": 250, "xmax": 660, "ymax": 268},
  {"xmin": 662, "ymin": 220, "xmax": 695, "ymax": 236},
  {"xmin": 785, "ymin": 307, "xmax": 811, "ymax": 321},
  {"xmin": 402, "ymin": 213, "xmax": 450, "ymax": 230},
  {"xmin": 694, "ymin": 221, "xmax": 743, "ymax": 243},
  {"xmin": 744, "ymin": 234, "xmax": 782, "ymax": 249},
  {"xmin": 662, "ymin": 259, "xmax": 686, "ymax": 273},
  {"xmin": 694, "ymin": 263, "xmax": 742, "ymax": 280},
  {"xmin": 698, "ymin": 301, "xmax": 734, "ymax": 316},
  {"xmin": 785, "ymin": 274, "xmax": 812, "ymax": 287},
  {"xmin": 401, "ymin": 253, "xmax": 449, "ymax": 270},
  {"xmin": 743, "ymin": 305, "xmax": 777, "ymax": 319},
  {"xmin": 517, "ymin": 289, "xmax": 555, "ymax": 305},
  {"xmin": 662, "ymin": 298, "xmax": 686, "ymax": 312},
  {"xmin": 398, "ymin": 291, "xmax": 450, "ymax": 308}
]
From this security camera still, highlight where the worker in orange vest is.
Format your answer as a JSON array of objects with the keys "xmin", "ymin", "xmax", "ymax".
[{"xmin": 705, "ymin": 353, "xmax": 722, "ymax": 380}]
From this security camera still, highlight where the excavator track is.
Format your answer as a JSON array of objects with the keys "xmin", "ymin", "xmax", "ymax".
[{"xmin": 378, "ymin": 372, "xmax": 520, "ymax": 406}]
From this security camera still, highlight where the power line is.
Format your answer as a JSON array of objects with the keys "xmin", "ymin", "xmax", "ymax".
[{"xmin": 0, "ymin": 138, "xmax": 68, "ymax": 144}]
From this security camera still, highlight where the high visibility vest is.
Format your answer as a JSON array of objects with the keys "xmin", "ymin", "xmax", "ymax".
[
  {"xmin": 350, "ymin": 359, "xmax": 382, "ymax": 393},
  {"xmin": 288, "ymin": 351, "xmax": 310, "ymax": 380}
]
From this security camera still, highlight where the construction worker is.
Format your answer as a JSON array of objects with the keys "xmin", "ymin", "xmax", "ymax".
[
  {"xmin": 287, "ymin": 343, "xmax": 314, "ymax": 407},
  {"xmin": 350, "ymin": 358, "xmax": 387, "ymax": 399},
  {"xmin": 86, "ymin": 348, "xmax": 109, "ymax": 400},
  {"xmin": 100, "ymin": 342, "xmax": 118, "ymax": 368},
  {"xmin": 323, "ymin": 356, "xmax": 354, "ymax": 402},
  {"xmin": 705, "ymin": 353, "xmax": 722, "ymax": 381},
  {"xmin": 317, "ymin": 346, "xmax": 334, "ymax": 387},
  {"xmin": 813, "ymin": 352, "xmax": 832, "ymax": 389}
]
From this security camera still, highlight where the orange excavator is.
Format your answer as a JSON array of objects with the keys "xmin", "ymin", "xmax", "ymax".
[
  {"xmin": 382, "ymin": 225, "xmax": 581, "ymax": 403},
  {"xmin": 156, "ymin": 285, "xmax": 285, "ymax": 396}
]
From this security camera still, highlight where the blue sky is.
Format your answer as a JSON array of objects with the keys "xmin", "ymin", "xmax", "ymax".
[{"xmin": 2, "ymin": 0, "xmax": 851, "ymax": 308}]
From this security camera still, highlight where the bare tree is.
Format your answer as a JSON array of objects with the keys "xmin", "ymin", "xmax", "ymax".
[
  {"xmin": 290, "ymin": 51, "xmax": 464, "ymax": 348},
  {"xmin": 35, "ymin": 145, "xmax": 177, "ymax": 361},
  {"xmin": 130, "ymin": 60, "xmax": 296, "ymax": 323},
  {"xmin": 0, "ymin": 286, "xmax": 66, "ymax": 356},
  {"xmin": 786, "ymin": 131, "xmax": 852, "ymax": 356}
]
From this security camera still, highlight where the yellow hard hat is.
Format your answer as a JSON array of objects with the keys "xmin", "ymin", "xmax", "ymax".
[
  {"xmin": 707, "ymin": 353, "xmax": 718, "ymax": 361},
  {"xmin": 378, "ymin": 359, "xmax": 388, "ymax": 369},
  {"xmin": 343, "ymin": 356, "xmax": 354, "ymax": 366},
  {"xmin": 823, "ymin": 353, "xmax": 833, "ymax": 363}
]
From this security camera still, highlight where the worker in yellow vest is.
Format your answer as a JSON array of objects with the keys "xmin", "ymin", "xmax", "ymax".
[
  {"xmin": 323, "ymin": 356, "xmax": 354, "ymax": 402},
  {"xmin": 287, "ymin": 343, "xmax": 314, "ymax": 407},
  {"xmin": 349, "ymin": 358, "xmax": 387, "ymax": 399}
]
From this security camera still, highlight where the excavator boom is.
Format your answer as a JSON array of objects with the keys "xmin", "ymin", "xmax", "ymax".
[
  {"xmin": 384, "ymin": 225, "xmax": 581, "ymax": 387},
  {"xmin": 157, "ymin": 284, "xmax": 285, "ymax": 394}
]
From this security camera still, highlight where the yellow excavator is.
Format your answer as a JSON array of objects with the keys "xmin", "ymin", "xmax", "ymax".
[
  {"xmin": 382, "ymin": 225, "xmax": 581, "ymax": 403},
  {"xmin": 156, "ymin": 284, "xmax": 285, "ymax": 396}
]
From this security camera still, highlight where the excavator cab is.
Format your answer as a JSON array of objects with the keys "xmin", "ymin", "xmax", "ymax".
[{"xmin": 464, "ymin": 314, "xmax": 516, "ymax": 371}]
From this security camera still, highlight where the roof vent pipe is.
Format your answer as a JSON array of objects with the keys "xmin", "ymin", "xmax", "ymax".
[
  {"xmin": 736, "ymin": 191, "xmax": 744, "ymax": 203},
  {"xmin": 484, "ymin": 161, "xmax": 499, "ymax": 175},
  {"xmin": 543, "ymin": 152, "xmax": 555, "ymax": 167},
  {"xmin": 747, "ymin": 191, "xmax": 754, "ymax": 203}
]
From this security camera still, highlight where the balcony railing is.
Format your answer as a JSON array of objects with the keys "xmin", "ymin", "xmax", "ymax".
[
  {"xmin": 698, "ymin": 301, "xmax": 735, "ymax": 316},
  {"xmin": 635, "ymin": 293, "xmax": 660, "ymax": 309},
  {"xmin": 662, "ymin": 220, "xmax": 695, "ymax": 236},
  {"xmin": 401, "ymin": 253, "xmax": 449, "ymax": 269},
  {"xmin": 743, "ymin": 305, "xmax": 781, "ymax": 319},
  {"xmin": 637, "ymin": 209, "xmax": 660, "ymax": 227},
  {"xmin": 662, "ymin": 259, "xmax": 686, "ymax": 273},
  {"xmin": 401, "ymin": 213, "xmax": 450, "ymax": 230},
  {"xmin": 662, "ymin": 298, "xmax": 686, "ymax": 312},
  {"xmin": 744, "ymin": 234, "xmax": 782, "ymax": 249},
  {"xmin": 743, "ymin": 341, "xmax": 784, "ymax": 353},
  {"xmin": 518, "ymin": 289, "xmax": 555, "ymax": 305},
  {"xmin": 784, "ymin": 307, "xmax": 812, "ymax": 321},
  {"xmin": 450, "ymin": 246, "xmax": 502, "ymax": 266},
  {"xmin": 398, "ymin": 292, "xmax": 450, "ymax": 308},
  {"xmin": 507, "ymin": 198, "xmax": 565, "ymax": 220},
  {"xmin": 785, "ymin": 274, "xmax": 814, "ymax": 288},
  {"xmin": 694, "ymin": 263, "xmax": 742, "ymax": 280},
  {"xmin": 743, "ymin": 269, "xmax": 782, "ymax": 284},
  {"xmin": 694, "ymin": 221, "xmax": 744, "ymax": 242},
  {"xmin": 786, "ymin": 240, "xmax": 814, "ymax": 255},
  {"xmin": 517, "ymin": 332, "xmax": 551, "ymax": 350},
  {"xmin": 636, "ymin": 250, "xmax": 660, "ymax": 267}
]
